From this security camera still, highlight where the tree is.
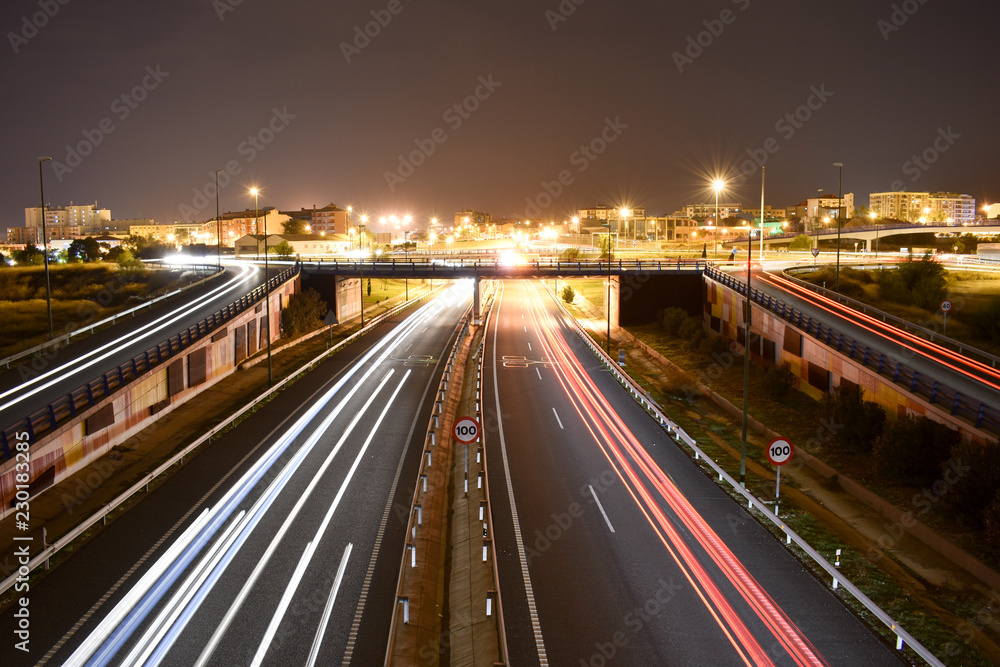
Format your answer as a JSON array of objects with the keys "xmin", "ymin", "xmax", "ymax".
[
  {"xmin": 282, "ymin": 218, "xmax": 306, "ymax": 235},
  {"xmin": 115, "ymin": 248, "xmax": 143, "ymax": 270},
  {"xmin": 560, "ymin": 284, "xmax": 576, "ymax": 303},
  {"xmin": 822, "ymin": 383, "xmax": 886, "ymax": 454},
  {"xmin": 67, "ymin": 237, "xmax": 102, "ymax": 262},
  {"xmin": 273, "ymin": 240, "xmax": 294, "ymax": 259},
  {"xmin": 366, "ymin": 279, "xmax": 371, "ymax": 297},
  {"xmin": 14, "ymin": 243, "xmax": 45, "ymax": 265},
  {"xmin": 598, "ymin": 234, "xmax": 612, "ymax": 260},
  {"xmin": 282, "ymin": 288, "xmax": 327, "ymax": 336}
]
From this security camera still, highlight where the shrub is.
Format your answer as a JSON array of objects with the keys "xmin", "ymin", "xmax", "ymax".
[
  {"xmin": 964, "ymin": 301, "xmax": 1000, "ymax": 348},
  {"xmin": 560, "ymin": 247, "xmax": 580, "ymax": 260},
  {"xmin": 762, "ymin": 364, "xmax": 795, "ymax": 398},
  {"xmin": 677, "ymin": 316, "xmax": 702, "ymax": 340},
  {"xmin": 984, "ymin": 492, "xmax": 1000, "ymax": 551},
  {"xmin": 282, "ymin": 288, "xmax": 327, "ymax": 336},
  {"xmin": 822, "ymin": 383, "xmax": 886, "ymax": 454},
  {"xmin": 659, "ymin": 307, "xmax": 688, "ymax": 336},
  {"xmin": 698, "ymin": 333, "xmax": 730, "ymax": 356},
  {"xmin": 560, "ymin": 284, "xmax": 576, "ymax": 303},
  {"xmin": 871, "ymin": 415, "xmax": 957, "ymax": 485},
  {"xmin": 876, "ymin": 256, "xmax": 947, "ymax": 310},
  {"xmin": 789, "ymin": 234, "xmax": 812, "ymax": 251},
  {"xmin": 949, "ymin": 440, "xmax": 1000, "ymax": 520}
]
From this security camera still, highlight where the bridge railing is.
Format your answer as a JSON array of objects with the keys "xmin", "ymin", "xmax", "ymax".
[
  {"xmin": 0, "ymin": 266, "xmax": 300, "ymax": 459},
  {"xmin": 704, "ymin": 265, "xmax": 1000, "ymax": 436},
  {"xmin": 298, "ymin": 257, "xmax": 710, "ymax": 273},
  {"xmin": 780, "ymin": 266, "xmax": 1000, "ymax": 369}
]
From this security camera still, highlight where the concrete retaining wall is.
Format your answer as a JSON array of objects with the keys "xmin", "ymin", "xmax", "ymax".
[{"xmin": 0, "ymin": 276, "xmax": 298, "ymax": 516}]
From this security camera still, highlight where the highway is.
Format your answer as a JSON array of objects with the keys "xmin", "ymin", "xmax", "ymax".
[
  {"xmin": 0, "ymin": 261, "xmax": 268, "ymax": 435},
  {"xmin": 5, "ymin": 281, "xmax": 471, "ymax": 666},
  {"xmin": 747, "ymin": 264, "xmax": 1000, "ymax": 408},
  {"xmin": 483, "ymin": 279, "xmax": 898, "ymax": 666}
]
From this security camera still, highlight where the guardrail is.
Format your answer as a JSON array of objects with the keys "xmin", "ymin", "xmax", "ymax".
[
  {"xmin": 298, "ymin": 257, "xmax": 710, "ymax": 277},
  {"xmin": 704, "ymin": 266, "xmax": 1000, "ymax": 437},
  {"xmin": 0, "ymin": 279, "xmax": 447, "ymax": 600},
  {"xmin": 0, "ymin": 263, "xmax": 223, "ymax": 370},
  {"xmin": 0, "ymin": 266, "xmax": 297, "ymax": 459},
  {"xmin": 780, "ymin": 266, "xmax": 1000, "ymax": 369},
  {"xmin": 545, "ymin": 282, "xmax": 945, "ymax": 667}
]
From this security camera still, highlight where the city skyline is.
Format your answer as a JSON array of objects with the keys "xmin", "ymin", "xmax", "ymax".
[{"xmin": 2, "ymin": 0, "xmax": 997, "ymax": 227}]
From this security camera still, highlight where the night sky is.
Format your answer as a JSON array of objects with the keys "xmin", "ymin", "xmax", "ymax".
[{"xmin": 2, "ymin": 0, "xmax": 998, "ymax": 230}]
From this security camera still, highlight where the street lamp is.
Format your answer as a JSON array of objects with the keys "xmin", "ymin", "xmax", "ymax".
[
  {"xmin": 869, "ymin": 210, "xmax": 879, "ymax": 258},
  {"xmin": 38, "ymin": 157, "xmax": 54, "ymax": 340},
  {"xmin": 251, "ymin": 187, "xmax": 272, "ymax": 386},
  {"xmin": 215, "ymin": 169, "xmax": 223, "ymax": 269},
  {"xmin": 620, "ymin": 208, "xmax": 631, "ymax": 246},
  {"xmin": 713, "ymin": 179, "xmax": 725, "ymax": 259},
  {"xmin": 833, "ymin": 162, "xmax": 843, "ymax": 292}
]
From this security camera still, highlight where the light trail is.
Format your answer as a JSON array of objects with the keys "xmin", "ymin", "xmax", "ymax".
[
  {"xmin": 520, "ymin": 281, "xmax": 828, "ymax": 666},
  {"xmin": 757, "ymin": 270, "xmax": 1000, "ymax": 392},
  {"xmin": 0, "ymin": 262, "xmax": 259, "ymax": 414},
  {"xmin": 65, "ymin": 283, "xmax": 468, "ymax": 666}
]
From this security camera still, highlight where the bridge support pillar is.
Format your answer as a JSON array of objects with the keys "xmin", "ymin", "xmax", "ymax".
[{"xmin": 473, "ymin": 276, "xmax": 481, "ymax": 324}]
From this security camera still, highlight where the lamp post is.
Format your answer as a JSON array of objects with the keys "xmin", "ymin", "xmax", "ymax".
[
  {"xmin": 833, "ymin": 162, "xmax": 843, "ymax": 292},
  {"xmin": 215, "ymin": 169, "xmax": 223, "ymax": 269},
  {"xmin": 713, "ymin": 179, "xmax": 725, "ymax": 259},
  {"xmin": 359, "ymin": 215, "xmax": 368, "ymax": 327},
  {"xmin": 251, "ymin": 187, "xmax": 271, "ymax": 386},
  {"xmin": 38, "ymin": 157, "xmax": 54, "ymax": 340},
  {"xmin": 869, "ymin": 210, "xmax": 879, "ymax": 258},
  {"xmin": 740, "ymin": 166, "xmax": 763, "ymax": 486}
]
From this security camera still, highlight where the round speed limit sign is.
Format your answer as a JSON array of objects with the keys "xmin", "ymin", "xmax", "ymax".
[
  {"xmin": 766, "ymin": 438, "xmax": 794, "ymax": 466},
  {"xmin": 940, "ymin": 300, "xmax": 953, "ymax": 313},
  {"xmin": 453, "ymin": 417, "xmax": 481, "ymax": 444}
]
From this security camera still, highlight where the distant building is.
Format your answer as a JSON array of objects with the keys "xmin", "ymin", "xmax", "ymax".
[
  {"xmin": 805, "ymin": 193, "xmax": 855, "ymax": 220},
  {"xmin": 869, "ymin": 192, "xmax": 975, "ymax": 224},
  {"xmin": 578, "ymin": 205, "xmax": 647, "ymax": 222},
  {"xmin": 455, "ymin": 209, "xmax": 491, "ymax": 228},
  {"xmin": 25, "ymin": 201, "xmax": 110, "ymax": 231},
  {"xmin": 283, "ymin": 203, "xmax": 351, "ymax": 235},
  {"xmin": 234, "ymin": 233, "xmax": 351, "ymax": 258},
  {"xmin": 674, "ymin": 203, "xmax": 741, "ymax": 221},
  {"xmin": 742, "ymin": 206, "xmax": 787, "ymax": 221},
  {"xmin": 203, "ymin": 209, "xmax": 290, "ymax": 247}
]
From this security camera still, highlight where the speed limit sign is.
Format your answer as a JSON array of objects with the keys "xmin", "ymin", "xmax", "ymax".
[
  {"xmin": 940, "ymin": 300, "xmax": 953, "ymax": 313},
  {"xmin": 766, "ymin": 438, "xmax": 794, "ymax": 466},
  {"xmin": 453, "ymin": 417, "xmax": 481, "ymax": 444}
]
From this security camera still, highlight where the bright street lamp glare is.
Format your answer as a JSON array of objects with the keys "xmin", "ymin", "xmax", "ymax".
[
  {"xmin": 713, "ymin": 179, "xmax": 725, "ymax": 192},
  {"xmin": 250, "ymin": 187, "xmax": 258, "ymax": 196}
]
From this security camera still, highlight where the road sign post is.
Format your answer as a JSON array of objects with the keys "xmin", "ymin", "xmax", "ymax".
[
  {"xmin": 810, "ymin": 247, "xmax": 819, "ymax": 269},
  {"xmin": 766, "ymin": 438, "xmax": 794, "ymax": 515},
  {"xmin": 453, "ymin": 416, "xmax": 480, "ymax": 444},
  {"xmin": 940, "ymin": 300, "xmax": 952, "ymax": 336}
]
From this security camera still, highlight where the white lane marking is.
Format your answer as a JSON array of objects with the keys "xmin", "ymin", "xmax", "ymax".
[
  {"xmin": 252, "ymin": 371, "xmax": 412, "ymax": 666},
  {"xmin": 308, "ymin": 543, "xmax": 353, "ymax": 667},
  {"xmin": 536, "ymin": 367, "xmax": 542, "ymax": 381},
  {"xmin": 589, "ymin": 485, "xmax": 616, "ymax": 534},
  {"xmin": 492, "ymin": 284, "xmax": 549, "ymax": 665},
  {"xmin": 251, "ymin": 540, "xmax": 318, "ymax": 666},
  {"xmin": 122, "ymin": 510, "xmax": 247, "ymax": 665},
  {"xmin": 552, "ymin": 407, "xmax": 564, "ymax": 430},
  {"xmin": 527, "ymin": 342, "xmax": 532, "ymax": 351},
  {"xmin": 192, "ymin": 371, "xmax": 397, "ymax": 667},
  {"xmin": 523, "ymin": 326, "xmax": 527, "ymax": 333}
]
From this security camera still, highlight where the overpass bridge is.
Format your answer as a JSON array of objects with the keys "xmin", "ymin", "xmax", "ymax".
[{"xmin": 725, "ymin": 222, "xmax": 1000, "ymax": 247}]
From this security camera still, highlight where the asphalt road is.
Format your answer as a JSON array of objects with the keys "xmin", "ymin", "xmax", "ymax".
[
  {"xmin": 748, "ymin": 264, "xmax": 1000, "ymax": 408},
  {"xmin": 0, "ymin": 261, "xmax": 272, "ymax": 435},
  {"xmin": 484, "ymin": 279, "xmax": 901, "ymax": 666},
  {"xmin": 2, "ymin": 281, "xmax": 471, "ymax": 666}
]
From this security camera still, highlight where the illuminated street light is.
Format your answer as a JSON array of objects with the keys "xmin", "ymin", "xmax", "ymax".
[
  {"xmin": 37, "ymin": 157, "xmax": 54, "ymax": 339},
  {"xmin": 250, "ymin": 187, "xmax": 272, "ymax": 386},
  {"xmin": 869, "ymin": 210, "xmax": 880, "ymax": 258},
  {"xmin": 713, "ymin": 179, "xmax": 725, "ymax": 259},
  {"xmin": 833, "ymin": 162, "xmax": 843, "ymax": 292}
]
